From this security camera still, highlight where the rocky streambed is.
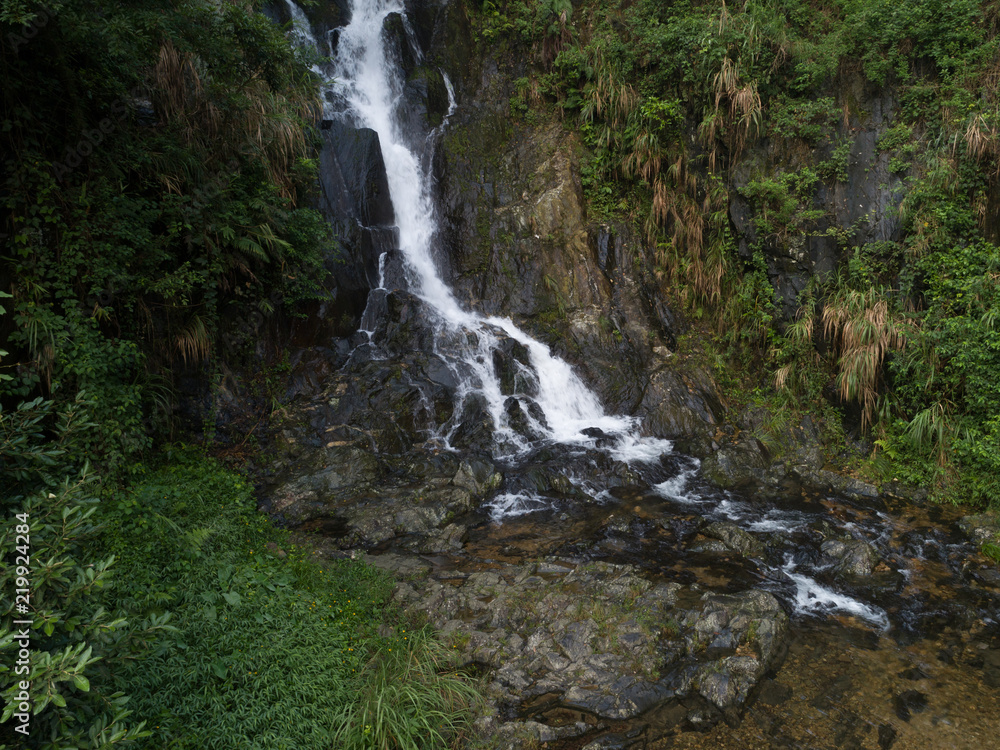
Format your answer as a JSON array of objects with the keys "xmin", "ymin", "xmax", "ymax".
[
  {"xmin": 263, "ymin": 395, "xmax": 1000, "ymax": 749},
  {"xmin": 248, "ymin": 2, "xmax": 1000, "ymax": 747}
]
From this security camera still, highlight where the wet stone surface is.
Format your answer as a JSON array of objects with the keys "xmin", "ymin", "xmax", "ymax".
[
  {"xmin": 280, "ymin": 468, "xmax": 1000, "ymax": 749},
  {"xmin": 380, "ymin": 555, "xmax": 790, "ymax": 739}
]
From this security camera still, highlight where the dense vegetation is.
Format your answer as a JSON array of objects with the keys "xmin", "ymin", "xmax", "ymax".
[
  {"xmin": 481, "ymin": 0, "xmax": 1000, "ymax": 508},
  {"xmin": 2, "ymin": 432, "xmax": 476, "ymax": 748},
  {"xmin": 4, "ymin": 0, "xmax": 1000, "ymax": 744},
  {"xmin": 0, "ymin": 0, "xmax": 332, "ymax": 475},
  {"xmin": 0, "ymin": 1, "xmax": 477, "ymax": 747}
]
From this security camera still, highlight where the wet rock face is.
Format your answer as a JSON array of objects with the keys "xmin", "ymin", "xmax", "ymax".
[
  {"xmin": 381, "ymin": 13, "xmax": 416, "ymax": 78},
  {"xmin": 701, "ymin": 521, "xmax": 767, "ymax": 559},
  {"xmin": 822, "ymin": 538, "xmax": 880, "ymax": 578},
  {"xmin": 319, "ymin": 121, "xmax": 395, "ymax": 229},
  {"xmin": 730, "ymin": 85, "xmax": 904, "ymax": 315},
  {"xmin": 386, "ymin": 557, "xmax": 789, "ymax": 740},
  {"xmin": 314, "ymin": 120, "xmax": 398, "ymax": 332},
  {"xmin": 636, "ymin": 365, "xmax": 723, "ymax": 456},
  {"xmin": 678, "ymin": 590, "xmax": 790, "ymax": 722},
  {"xmin": 264, "ymin": 416, "xmax": 501, "ymax": 546},
  {"xmin": 792, "ymin": 466, "xmax": 879, "ymax": 500}
]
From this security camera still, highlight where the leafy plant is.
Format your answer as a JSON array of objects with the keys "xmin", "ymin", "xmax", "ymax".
[
  {"xmin": 0, "ymin": 391, "xmax": 150, "ymax": 750},
  {"xmin": 331, "ymin": 628, "xmax": 480, "ymax": 750},
  {"xmin": 95, "ymin": 451, "xmax": 480, "ymax": 749}
]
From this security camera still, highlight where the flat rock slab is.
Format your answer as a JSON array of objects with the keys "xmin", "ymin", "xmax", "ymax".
[{"xmin": 390, "ymin": 555, "xmax": 790, "ymax": 742}]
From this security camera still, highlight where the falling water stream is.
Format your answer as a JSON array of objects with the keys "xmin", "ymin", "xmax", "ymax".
[{"xmin": 284, "ymin": 1, "xmax": 1000, "ymax": 746}]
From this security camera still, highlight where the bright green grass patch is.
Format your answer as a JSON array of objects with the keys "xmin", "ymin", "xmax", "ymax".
[{"xmin": 98, "ymin": 449, "xmax": 477, "ymax": 749}]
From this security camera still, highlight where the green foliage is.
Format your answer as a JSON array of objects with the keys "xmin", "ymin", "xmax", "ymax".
[
  {"xmin": 877, "ymin": 123, "xmax": 914, "ymax": 153},
  {"xmin": 721, "ymin": 251, "xmax": 778, "ymax": 352},
  {"xmin": 816, "ymin": 138, "xmax": 852, "ymax": 183},
  {"xmin": 838, "ymin": 0, "xmax": 984, "ymax": 84},
  {"xmin": 332, "ymin": 628, "xmax": 480, "ymax": 750},
  {"xmin": 740, "ymin": 169, "xmax": 824, "ymax": 241},
  {"xmin": 877, "ymin": 123, "xmax": 918, "ymax": 173},
  {"xmin": 0, "ymin": 391, "xmax": 150, "ymax": 750},
  {"xmin": 0, "ymin": 477, "xmax": 150, "ymax": 750},
  {"xmin": 888, "ymin": 241, "xmax": 1000, "ymax": 506},
  {"xmin": 770, "ymin": 280, "xmax": 825, "ymax": 401},
  {"xmin": 768, "ymin": 96, "xmax": 839, "ymax": 142},
  {"xmin": 1, "ymin": 0, "xmax": 331, "ymax": 481},
  {"xmin": 96, "ymin": 451, "xmax": 479, "ymax": 748}
]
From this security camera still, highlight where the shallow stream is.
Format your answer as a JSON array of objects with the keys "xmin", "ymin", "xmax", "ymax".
[{"xmin": 394, "ymin": 465, "xmax": 1000, "ymax": 748}]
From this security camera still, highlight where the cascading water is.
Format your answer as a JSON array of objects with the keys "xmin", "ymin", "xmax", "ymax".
[
  {"xmin": 284, "ymin": 0, "xmax": 904, "ymax": 631},
  {"xmin": 315, "ymin": 0, "xmax": 672, "ymax": 465}
]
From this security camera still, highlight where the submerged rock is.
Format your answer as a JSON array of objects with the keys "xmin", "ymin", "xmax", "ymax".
[
  {"xmin": 822, "ymin": 538, "xmax": 880, "ymax": 578},
  {"xmin": 983, "ymin": 649, "xmax": 1000, "ymax": 688},
  {"xmin": 702, "ymin": 521, "xmax": 767, "ymax": 559}
]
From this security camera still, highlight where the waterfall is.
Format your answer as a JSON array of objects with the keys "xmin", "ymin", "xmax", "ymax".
[
  {"xmin": 279, "ymin": 6, "xmax": 911, "ymax": 641},
  {"xmin": 294, "ymin": 0, "xmax": 671, "ymax": 468}
]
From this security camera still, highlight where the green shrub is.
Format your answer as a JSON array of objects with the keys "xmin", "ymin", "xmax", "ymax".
[
  {"xmin": 98, "ymin": 451, "xmax": 479, "ymax": 748},
  {"xmin": 740, "ymin": 169, "xmax": 824, "ymax": 241},
  {"xmin": 331, "ymin": 628, "xmax": 481, "ymax": 750},
  {"xmin": 768, "ymin": 96, "xmax": 839, "ymax": 142},
  {"xmin": 0, "ymin": 392, "xmax": 149, "ymax": 750}
]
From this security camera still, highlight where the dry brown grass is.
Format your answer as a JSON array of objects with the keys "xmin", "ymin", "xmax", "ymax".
[
  {"xmin": 709, "ymin": 57, "xmax": 763, "ymax": 162},
  {"xmin": 581, "ymin": 53, "xmax": 639, "ymax": 128},
  {"xmin": 541, "ymin": 9, "xmax": 574, "ymax": 68},
  {"xmin": 774, "ymin": 309, "xmax": 819, "ymax": 392},
  {"xmin": 175, "ymin": 313, "xmax": 212, "ymax": 365},
  {"xmin": 152, "ymin": 39, "xmax": 319, "ymax": 200},
  {"xmin": 581, "ymin": 40, "xmax": 737, "ymax": 305},
  {"xmin": 154, "ymin": 42, "xmax": 220, "ymax": 138},
  {"xmin": 821, "ymin": 288, "xmax": 905, "ymax": 429},
  {"xmin": 963, "ymin": 114, "xmax": 1000, "ymax": 181}
]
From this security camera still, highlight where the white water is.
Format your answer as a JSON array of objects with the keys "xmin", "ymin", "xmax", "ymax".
[
  {"xmin": 309, "ymin": 0, "xmax": 672, "ymax": 467},
  {"xmin": 781, "ymin": 558, "xmax": 890, "ymax": 630},
  {"xmin": 653, "ymin": 457, "xmax": 702, "ymax": 502},
  {"xmin": 282, "ymin": 0, "xmax": 326, "ymax": 75},
  {"xmin": 284, "ymin": 2, "xmax": 907, "ymax": 638},
  {"xmin": 484, "ymin": 491, "xmax": 552, "ymax": 521}
]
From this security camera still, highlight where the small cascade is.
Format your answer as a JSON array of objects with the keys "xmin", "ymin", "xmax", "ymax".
[
  {"xmin": 282, "ymin": 0, "xmax": 325, "ymax": 70},
  {"xmin": 781, "ymin": 557, "xmax": 891, "ymax": 629},
  {"xmin": 298, "ymin": 0, "xmax": 672, "ymax": 465}
]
